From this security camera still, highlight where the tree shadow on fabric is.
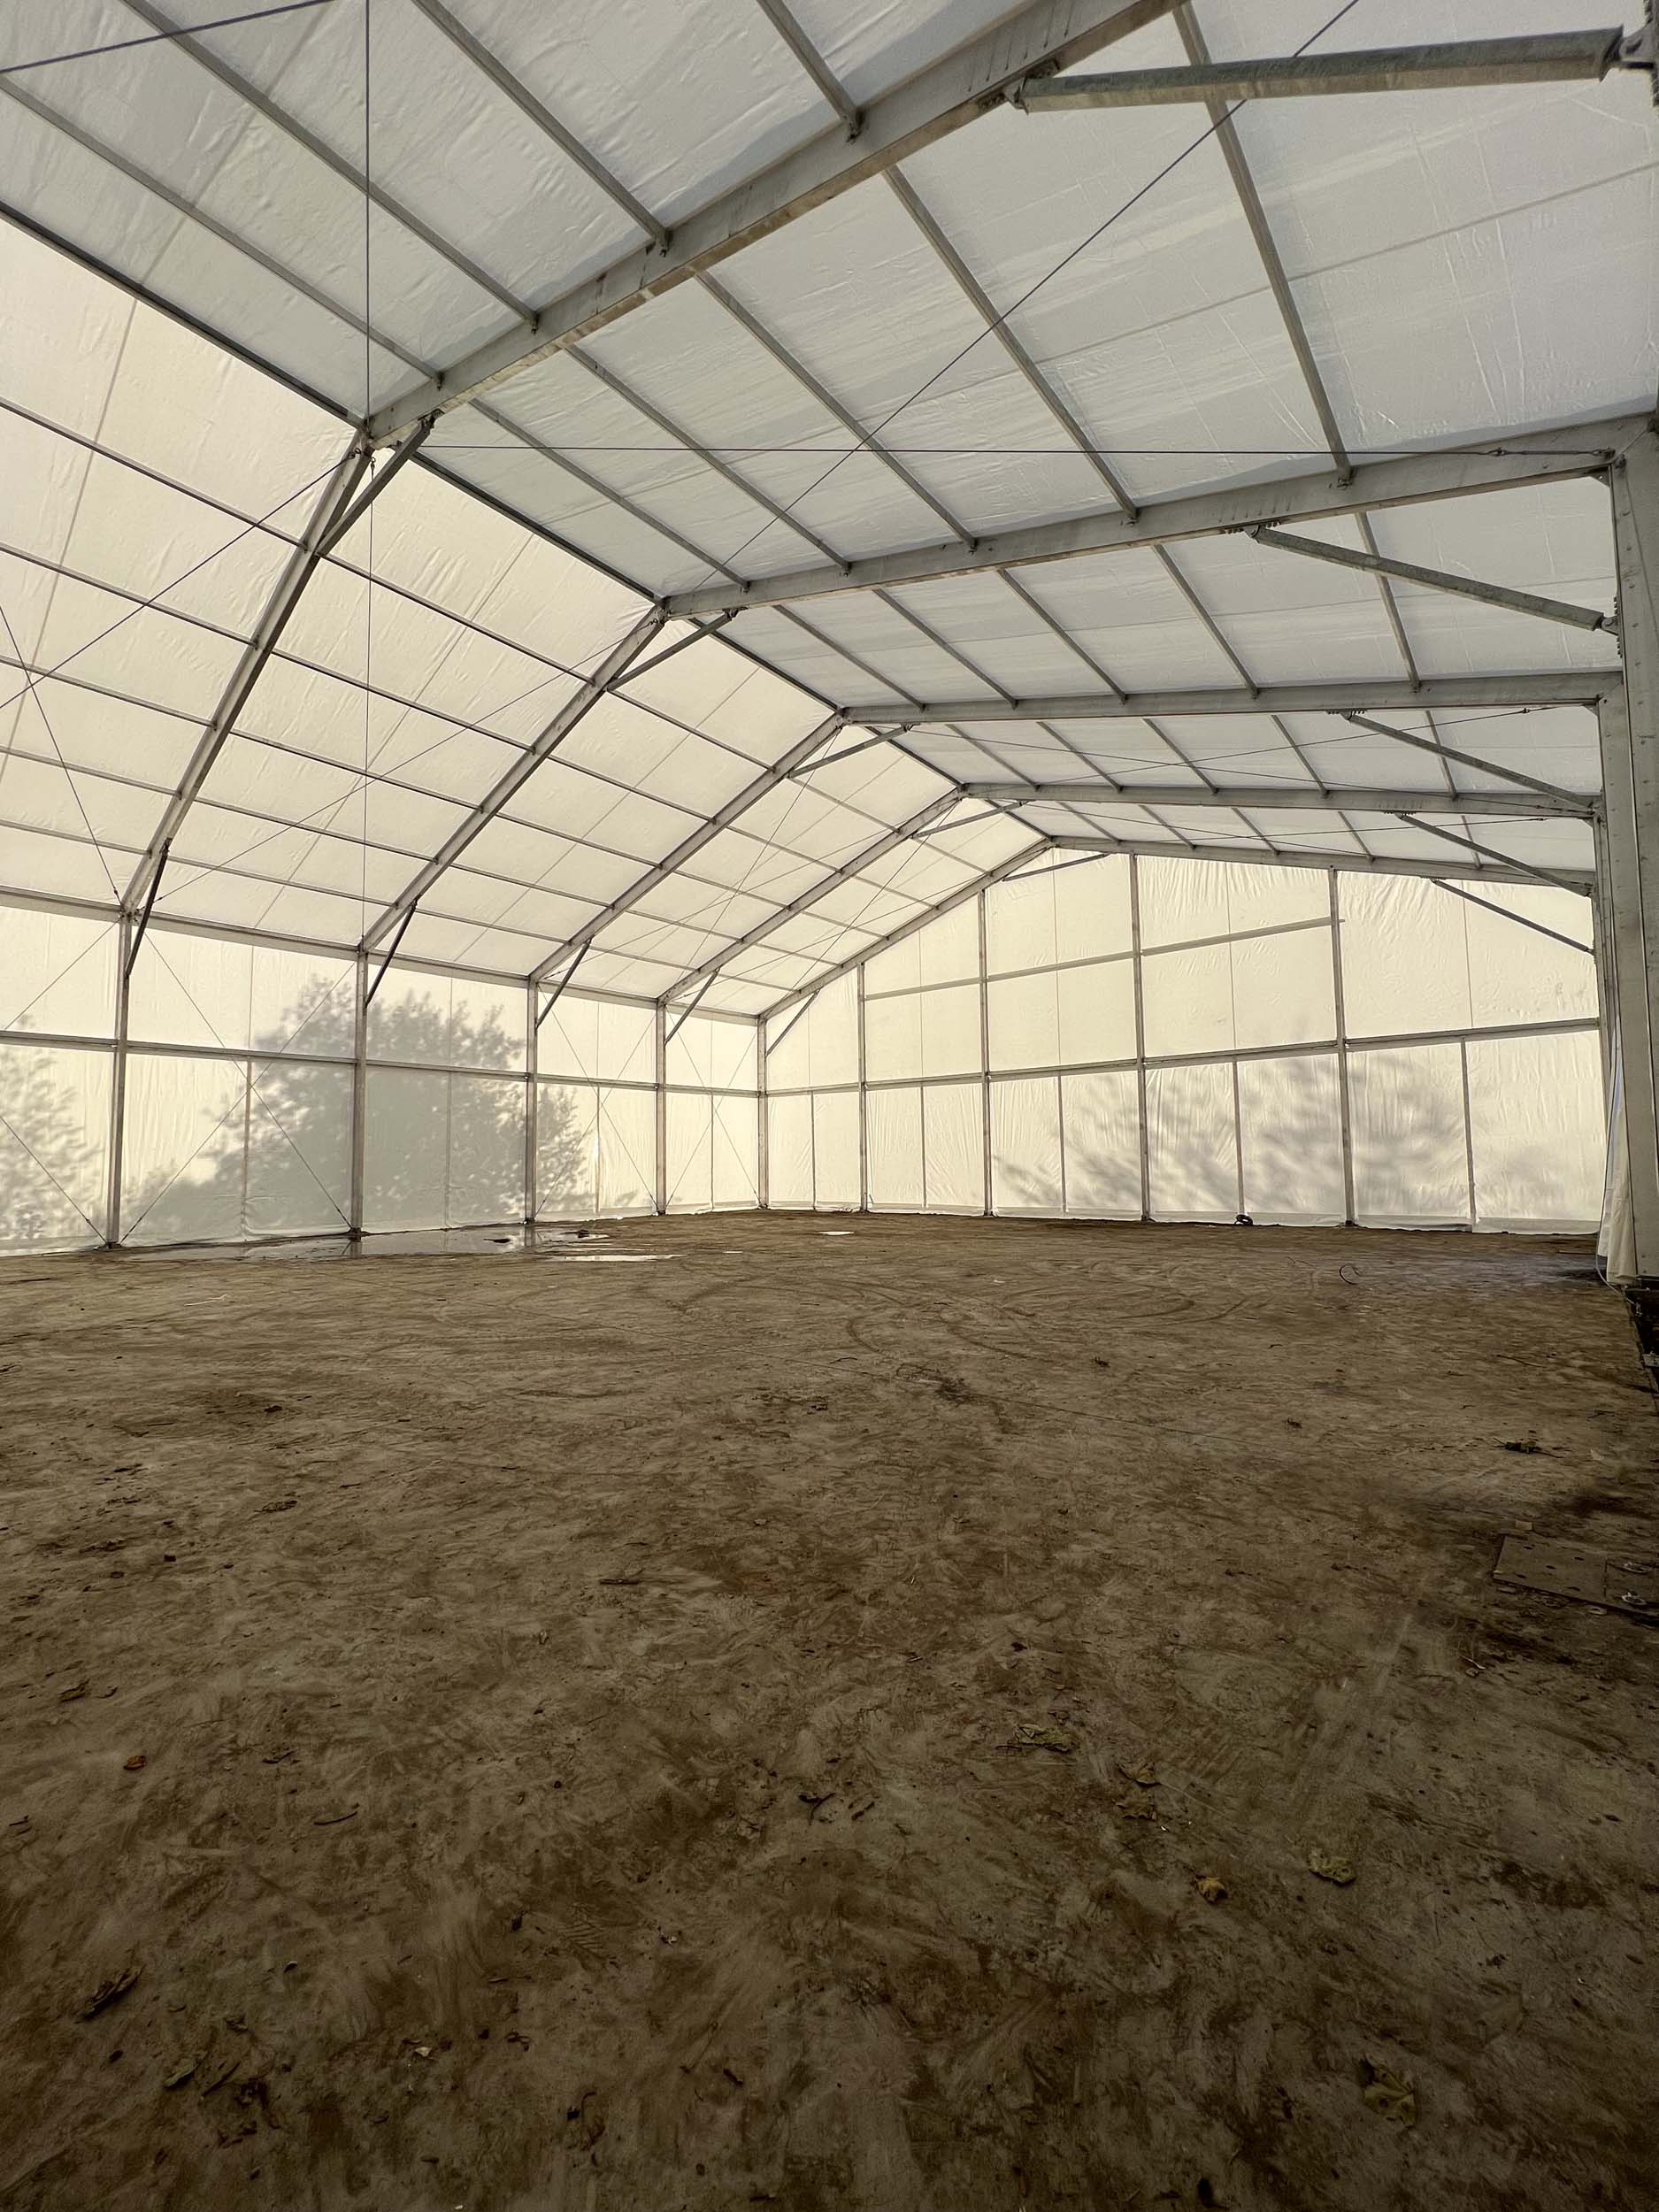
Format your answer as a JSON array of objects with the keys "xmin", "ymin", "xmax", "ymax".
[
  {"xmin": 996, "ymin": 1056, "xmax": 1485, "ymax": 1225},
  {"xmin": 0, "ymin": 982, "xmax": 588, "ymax": 1250},
  {"xmin": 0, "ymin": 1042, "xmax": 108, "ymax": 1249}
]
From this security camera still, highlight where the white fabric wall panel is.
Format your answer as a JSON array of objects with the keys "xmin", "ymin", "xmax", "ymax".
[
  {"xmin": 121, "ymin": 1053, "xmax": 246, "ymax": 1248},
  {"xmin": 766, "ymin": 1094, "xmax": 813, "ymax": 1208},
  {"xmin": 1141, "ymin": 858, "xmax": 1328, "ymax": 949},
  {"xmin": 370, "ymin": 964, "xmax": 526, "ymax": 1071},
  {"xmin": 868, "ymin": 1086, "xmax": 923, "ymax": 1210},
  {"xmin": 667, "ymin": 1091, "xmax": 713, "ymax": 1213},
  {"xmin": 987, "ymin": 869, "xmax": 1059, "ymax": 975},
  {"xmin": 363, "ymin": 1068, "xmax": 523, "ymax": 1229},
  {"xmin": 1056, "ymin": 960, "xmax": 1136, "ymax": 1068},
  {"xmin": 712, "ymin": 1094, "xmax": 759, "ymax": 1209},
  {"xmin": 1349, "ymin": 1044, "xmax": 1470, "ymax": 1226},
  {"xmin": 923, "ymin": 1082, "xmax": 983, "ymax": 1212},
  {"xmin": 130, "ymin": 932, "xmax": 355, "ymax": 1058},
  {"xmin": 122, "ymin": 1050, "xmax": 350, "ymax": 1245},
  {"xmin": 1463, "ymin": 893, "xmax": 1597, "ymax": 1030},
  {"xmin": 243, "ymin": 1062, "xmax": 353, "ymax": 1239},
  {"xmin": 596, "ymin": 1087, "xmax": 657, "ymax": 1215},
  {"xmin": 1142, "ymin": 942, "xmax": 1233, "ymax": 1060},
  {"xmin": 864, "ymin": 897, "xmax": 977, "ymax": 994},
  {"xmin": 1238, "ymin": 1054, "xmax": 1346, "ymax": 1225},
  {"xmin": 864, "ymin": 992, "xmax": 922, "ymax": 1083},
  {"xmin": 764, "ymin": 972, "xmax": 856, "ymax": 1089},
  {"xmin": 988, "ymin": 974, "xmax": 1059, "ymax": 1072},
  {"xmin": 1231, "ymin": 929, "xmax": 1336, "ymax": 1051},
  {"xmin": 806, "ymin": 975, "xmax": 858, "ymax": 1087},
  {"xmin": 812, "ymin": 1091, "xmax": 860, "ymax": 1210},
  {"xmin": 1467, "ymin": 1031, "xmax": 1602, "ymax": 1227},
  {"xmin": 538, "ymin": 995, "xmax": 657, "ymax": 1085},
  {"xmin": 0, "ymin": 906, "xmax": 115, "ymax": 1038},
  {"xmin": 596, "ymin": 1002, "xmax": 657, "ymax": 1086},
  {"xmin": 363, "ymin": 1069, "xmax": 447, "ymax": 1232},
  {"xmin": 986, "ymin": 856, "xmax": 1131, "ymax": 974},
  {"xmin": 1061, "ymin": 1069, "xmax": 1141, "ymax": 1217},
  {"xmin": 538, "ymin": 1079, "xmax": 600, "ymax": 1217},
  {"xmin": 1056, "ymin": 857, "xmax": 1133, "ymax": 963},
  {"xmin": 0, "ymin": 1040, "xmax": 110, "ymax": 1249},
  {"xmin": 1148, "ymin": 1062, "xmax": 1238, "ymax": 1220},
  {"xmin": 1339, "ymin": 878, "xmax": 1471, "ymax": 1038},
  {"xmin": 449, "ymin": 1077, "xmax": 526, "ymax": 1225},
  {"xmin": 1143, "ymin": 927, "xmax": 1333, "ymax": 1060},
  {"xmin": 992, "ymin": 1076, "xmax": 1062, "ymax": 1216},
  {"xmin": 919, "ymin": 984, "xmax": 981, "ymax": 1078},
  {"xmin": 668, "ymin": 1016, "xmax": 757, "ymax": 1093}
]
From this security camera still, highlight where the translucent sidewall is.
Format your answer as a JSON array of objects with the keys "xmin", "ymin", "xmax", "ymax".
[
  {"xmin": 0, "ymin": 856, "xmax": 1608, "ymax": 1252},
  {"xmin": 762, "ymin": 856, "xmax": 1607, "ymax": 1235}
]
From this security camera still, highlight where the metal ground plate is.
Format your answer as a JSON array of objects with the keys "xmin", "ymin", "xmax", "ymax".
[{"xmin": 1494, "ymin": 1537, "xmax": 1659, "ymax": 1618}]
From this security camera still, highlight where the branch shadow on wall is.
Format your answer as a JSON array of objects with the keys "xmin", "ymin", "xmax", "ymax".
[
  {"xmin": 992, "ymin": 1055, "xmax": 1510, "ymax": 1226},
  {"xmin": 0, "ymin": 980, "xmax": 589, "ymax": 1250}
]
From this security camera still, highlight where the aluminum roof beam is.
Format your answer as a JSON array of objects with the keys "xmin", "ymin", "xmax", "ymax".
[
  {"xmin": 1249, "ymin": 525, "xmax": 1617, "ymax": 634},
  {"xmin": 1048, "ymin": 836, "xmax": 1594, "ymax": 892},
  {"xmin": 1339, "ymin": 712, "xmax": 1587, "ymax": 805},
  {"xmin": 358, "ymin": 610, "xmax": 667, "ymax": 952},
  {"xmin": 1011, "ymin": 31, "xmax": 1640, "ymax": 109},
  {"xmin": 868, "ymin": 673, "xmax": 1611, "ymax": 722},
  {"xmin": 660, "ymin": 790, "xmax": 981, "ymax": 1002},
  {"xmin": 663, "ymin": 415, "xmax": 1644, "ymax": 618},
  {"xmin": 122, "ymin": 434, "xmax": 373, "ymax": 916},
  {"xmin": 365, "ymin": 0, "xmax": 1179, "ymax": 440},
  {"xmin": 964, "ymin": 782, "xmax": 1595, "ymax": 820},
  {"xmin": 526, "ymin": 712, "xmax": 844, "ymax": 982},
  {"xmin": 763, "ymin": 844, "xmax": 1054, "ymax": 1017}
]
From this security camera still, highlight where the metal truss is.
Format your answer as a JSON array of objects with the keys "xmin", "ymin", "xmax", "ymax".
[
  {"xmin": 364, "ymin": 0, "xmax": 1180, "ymax": 439},
  {"xmin": 663, "ymin": 418, "xmax": 1646, "ymax": 618},
  {"xmin": 660, "ymin": 792, "xmax": 1015, "ymax": 1004},
  {"xmin": 963, "ymin": 783, "xmax": 1595, "ymax": 820},
  {"xmin": 865, "ymin": 674, "xmax": 1609, "ymax": 722},
  {"xmin": 1011, "ymin": 31, "xmax": 1651, "ymax": 108},
  {"xmin": 357, "ymin": 611, "xmax": 667, "ymax": 951}
]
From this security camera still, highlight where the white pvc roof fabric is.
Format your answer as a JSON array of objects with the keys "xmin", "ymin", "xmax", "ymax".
[{"xmin": 0, "ymin": 0, "xmax": 1651, "ymax": 1011}]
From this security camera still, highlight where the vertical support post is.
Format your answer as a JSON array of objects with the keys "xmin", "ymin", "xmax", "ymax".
[
  {"xmin": 1229, "ymin": 1057, "xmax": 1245, "ymax": 1221},
  {"xmin": 1459, "ymin": 1036, "xmax": 1478, "ymax": 1229},
  {"xmin": 1128, "ymin": 856, "xmax": 1151, "ymax": 1222},
  {"xmin": 1603, "ymin": 428, "xmax": 1659, "ymax": 1282},
  {"xmin": 1328, "ymin": 868, "xmax": 1356, "ymax": 1225},
  {"xmin": 856, "ymin": 961, "xmax": 870, "ymax": 1214},
  {"xmin": 105, "ymin": 911, "xmax": 133, "ymax": 1248},
  {"xmin": 524, "ymin": 979, "xmax": 539, "ymax": 1228},
  {"xmin": 1590, "ymin": 820, "xmax": 1616, "ymax": 1103},
  {"xmin": 977, "ymin": 887, "xmax": 993, "ymax": 1217},
  {"xmin": 653, "ymin": 1003, "xmax": 668, "ymax": 1217},
  {"xmin": 755, "ymin": 1014, "xmax": 769, "ymax": 1211},
  {"xmin": 348, "ymin": 949, "xmax": 369, "ymax": 1239}
]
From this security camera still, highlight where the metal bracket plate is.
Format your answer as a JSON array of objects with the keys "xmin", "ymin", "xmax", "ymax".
[{"xmin": 1494, "ymin": 1536, "xmax": 1659, "ymax": 1617}]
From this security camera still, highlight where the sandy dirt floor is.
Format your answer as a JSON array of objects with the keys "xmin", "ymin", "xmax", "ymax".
[{"xmin": 1, "ymin": 1211, "xmax": 1655, "ymax": 2211}]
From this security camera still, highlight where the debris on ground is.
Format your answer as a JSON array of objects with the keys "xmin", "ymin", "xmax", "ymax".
[
  {"xmin": 1360, "ymin": 2057, "xmax": 1417, "ymax": 2124},
  {"xmin": 79, "ymin": 1965, "xmax": 141, "ymax": 2020},
  {"xmin": 1116, "ymin": 1795, "xmax": 1158, "ymax": 1821},
  {"xmin": 1502, "ymin": 1440, "xmax": 1544, "ymax": 1455},
  {"xmin": 163, "ymin": 2059, "xmax": 197, "ymax": 2090},
  {"xmin": 58, "ymin": 1681, "xmax": 88, "ymax": 1702},
  {"xmin": 1117, "ymin": 1762, "xmax": 1158, "ymax": 1788},
  {"xmin": 1195, "ymin": 1875, "xmax": 1228, "ymax": 1903},
  {"xmin": 123, "ymin": 1754, "xmax": 147, "ymax": 1772},
  {"xmin": 1308, "ymin": 1849, "xmax": 1356, "ymax": 1886},
  {"xmin": 1013, "ymin": 1724, "xmax": 1078, "ymax": 1755}
]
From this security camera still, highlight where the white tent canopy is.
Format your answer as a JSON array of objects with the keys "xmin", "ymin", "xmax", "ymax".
[{"xmin": 0, "ymin": 0, "xmax": 1653, "ymax": 1256}]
